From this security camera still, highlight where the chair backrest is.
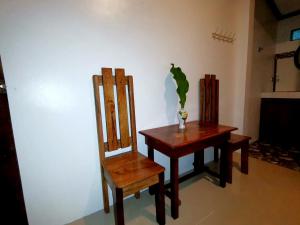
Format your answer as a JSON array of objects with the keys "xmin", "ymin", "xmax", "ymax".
[
  {"xmin": 200, "ymin": 74, "xmax": 219, "ymax": 124},
  {"xmin": 93, "ymin": 68, "xmax": 137, "ymax": 162}
]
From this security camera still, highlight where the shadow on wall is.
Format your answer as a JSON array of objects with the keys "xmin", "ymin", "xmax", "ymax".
[{"xmin": 164, "ymin": 73, "xmax": 178, "ymax": 124}]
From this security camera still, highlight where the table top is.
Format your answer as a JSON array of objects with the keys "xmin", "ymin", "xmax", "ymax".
[{"xmin": 139, "ymin": 121, "xmax": 237, "ymax": 149}]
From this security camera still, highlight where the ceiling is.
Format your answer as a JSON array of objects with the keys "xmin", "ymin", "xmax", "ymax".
[{"xmin": 267, "ymin": 0, "xmax": 300, "ymax": 20}]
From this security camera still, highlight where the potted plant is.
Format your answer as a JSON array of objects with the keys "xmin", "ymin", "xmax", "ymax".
[{"xmin": 170, "ymin": 63, "xmax": 189, "ymax": 129}]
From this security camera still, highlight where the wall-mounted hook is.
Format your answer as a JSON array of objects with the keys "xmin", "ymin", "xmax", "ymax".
[{"xmin": 212, "ymin": 29, "xmax": 236, "ymax": 43}]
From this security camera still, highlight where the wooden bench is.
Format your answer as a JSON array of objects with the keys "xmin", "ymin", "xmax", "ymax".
[{"xmin": 214, "ymin": 133, "xmax": 250, "ymax": 183}]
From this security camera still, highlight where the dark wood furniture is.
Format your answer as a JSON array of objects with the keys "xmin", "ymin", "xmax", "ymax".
[
  {"xmin": 93, "ymin": 68, "xmax": 165, "ymax": 225},
  {"xmin": 214, "ymin": 134, "xmax": 250, "ymax": 175},
  {"xmin": 199, "ymin": 74, "xmax": 250, "ymax": 183},
  {"xmin": 259, "ymin": 98, "xmax": 300, "ymax": 149},
  {"xmin": 0, "ymin": 57, "xmax": 28, "ymax": 224},
  {"xmin": 139, "ymin": 121, "xmax": 236, "ymax": 219},
  {"xmin": 295, "ymin": 46, "xmax": 300, "ymax": 69}
]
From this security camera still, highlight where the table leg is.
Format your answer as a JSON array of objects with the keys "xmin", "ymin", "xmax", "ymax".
[
  {"xmin": 170, "ymin": 157, "xmax": 179, "ymax": 219},
  {"xmin": 148, "ymin": 146, "xmax": 155, "ymax": 195},
  {"xmin": 148, "ymin": 146, "xmax": 154, "ymax": 161},
  {"xmin": 219, "ymin": 142, "xmax": 228, "ymax": 188},
  {"xmin": 227, "ymin": 148, "xmax": 233, "ymax": 184}
]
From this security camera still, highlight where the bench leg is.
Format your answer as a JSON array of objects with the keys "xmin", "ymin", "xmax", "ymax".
[
  {"xmin": 155, "ymin": 173, "xmax": 165, "ymax": 225},
  {"xmin": 241, "ymin": 143, "xmax": 249, "ymax": 174},
  {"xmin": 193, "ymin": 150, "xmax": 204, "ymax": 174},
  {"xmin": 214, "ymin": 147, "xmax": 219, "ymax": 162}
]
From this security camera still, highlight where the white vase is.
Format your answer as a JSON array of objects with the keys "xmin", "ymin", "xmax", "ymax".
[{"xmin": 177, "ymin": 108, "xmax": 188, "ymax": 129}]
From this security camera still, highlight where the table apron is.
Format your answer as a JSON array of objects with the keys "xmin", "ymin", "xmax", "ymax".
[{"xmin": 145, "ymin": 132, "xmax": 230, "ymax": 158}]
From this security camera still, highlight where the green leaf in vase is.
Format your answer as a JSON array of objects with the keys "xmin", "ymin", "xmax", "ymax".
[{"xmin": 170, "ymin": 63, "xmax": 189, "ymax": 109}]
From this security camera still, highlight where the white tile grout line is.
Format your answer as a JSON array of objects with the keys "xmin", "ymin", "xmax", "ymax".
[{"xmin": 197, "ymin": 210, "xmax": 214, "ymax": 224}]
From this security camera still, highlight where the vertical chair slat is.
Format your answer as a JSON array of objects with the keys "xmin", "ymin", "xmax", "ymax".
[
  {"xmin": 115, "ymin": 68, "xmax": 130, "ymax": 148},
  {"xmin": 93, "ymin": 75, "xmax": 110, "ymax": 212},
  {"xmin": 92, "ymin": 75, "xmax": 106, "ymax": 161},
  {"xmin": 215, "ymin": 80, "xmax": 219, "ymax": 123},
  {"xmin": 211, "ymin": 75, "xmax": 217, "ymax": 123},
  {"xmin": 102, "ymin": 68, "xmax": 118, "ymax": 151},
  {"xmin": 200, "ymin": 79, "xmax": 205, "ymax": 122},
  {"xmin": 127, "ymin": 76, "xmax": 137, "ymax": 152},
  {"xmin": 200, "ymin": 75, "xmax": 219, "ymax": 124},
  {"xmin": 204, "ymin": 74, "xmax": 211, "ymax": 122}
]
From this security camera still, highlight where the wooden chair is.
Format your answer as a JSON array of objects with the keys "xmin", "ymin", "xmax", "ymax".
[
  {"xmin": 93, "ymin": 68, "xmax": 165, "ymax": 225},
  {"xmin": 199, "ymin": 74, "xmax": 250, "ymax": 183}
]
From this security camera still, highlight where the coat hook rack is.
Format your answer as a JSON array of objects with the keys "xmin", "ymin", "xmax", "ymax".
[{"xmin": 212, "ymin": 29, "xmax": 236, "ymax": 43}]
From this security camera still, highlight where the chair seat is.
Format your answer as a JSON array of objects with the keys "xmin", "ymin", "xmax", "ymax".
[
  {"xmin": 103, "ymin": 151, "xmax": 164, "ymax": 189},
  {"xmin": 228, "ymin": 133, "xmax": 251, "ymax": 146}
]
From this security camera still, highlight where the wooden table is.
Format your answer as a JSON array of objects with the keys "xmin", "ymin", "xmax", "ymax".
[{"xmin": 139, "ymin": 121, "xmax": 237, "ymax": 219}]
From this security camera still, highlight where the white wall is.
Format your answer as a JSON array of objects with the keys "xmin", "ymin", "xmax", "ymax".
[
  {"xmin": 0, "ymin": 0, "xmax": 252, "ymax": 224},
  {"xmin": 232, "ymin": 0, "xmax": 254, "ymax": 133},
  {"xmin": 244, "ymin": 19, "xmax": 276, "ymax": 140},
  {"xmin": 243, "ymin": 0, "xmax": 277, "ymax": 141}
]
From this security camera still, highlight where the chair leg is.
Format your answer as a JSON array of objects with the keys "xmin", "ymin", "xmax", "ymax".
[
  {"xmin": 214, "ymin": 147, "xmax": 219, "ymax": 162},
  {"xmin": 134, "ymin": 191, "xmax": 140, "ymax": 199},
  {"xmin": 101, "ymin": 167, "xmax": 110, "ymax": 213},
  {"xmin": 241, "ymin": 143, "xmax": 249, "ymax": 174},
  {"xmin": 155, "ymin": 173, "xmax": 165, "ymax": 225},
  {"xmin": 112, "ymin": 187, "xmax": 124, "ymax": 225}
]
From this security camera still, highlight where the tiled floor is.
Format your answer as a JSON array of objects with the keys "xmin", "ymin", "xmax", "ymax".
[{"xmin": 69, "ymin": 153, "xmax": 300, "ymax": 225}]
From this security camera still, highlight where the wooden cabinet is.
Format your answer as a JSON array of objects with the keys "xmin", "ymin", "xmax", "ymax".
[{"xmin": 259, "ymin": 98, "xmax": 300, "ymax": 148}]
